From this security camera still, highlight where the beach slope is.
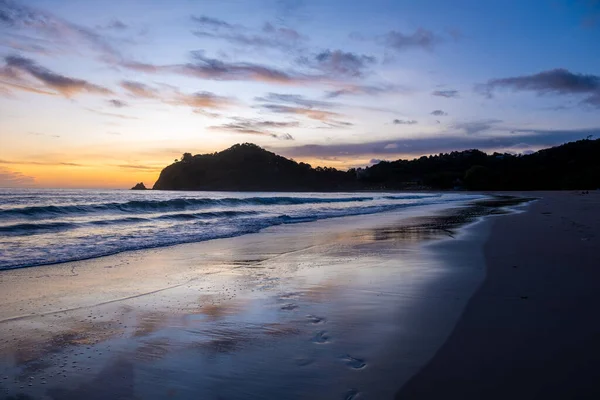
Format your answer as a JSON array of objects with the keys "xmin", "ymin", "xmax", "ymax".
[{"xmin": 396, "ymin": 191, "xmax": 600, "ymax": 399}]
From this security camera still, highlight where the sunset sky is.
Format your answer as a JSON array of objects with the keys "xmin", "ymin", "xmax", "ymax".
[{"xmin": 1, "ymin": 0, "xmax": 599, "ymax": 188}]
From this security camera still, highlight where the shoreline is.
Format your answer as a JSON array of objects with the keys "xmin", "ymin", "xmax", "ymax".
[
  {"xmin": 0, "ymin": 195, "xmax": 530, "ymax": 399},
  {"xmin": 396, "ymin": 191, "xmax": 600, "ymax": 399},
  {"xmin": 0, "ymin": 192, "xmax": 484, "ymax": 272}
]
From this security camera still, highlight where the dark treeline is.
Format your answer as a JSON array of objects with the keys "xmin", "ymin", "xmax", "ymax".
[
  {"xmin": 152, "ymin": 143, "xmax": 359, "ymax": 191},
  {"xmin": 151, "ymin": 139, "xmax": 600, "ymax": 191}
]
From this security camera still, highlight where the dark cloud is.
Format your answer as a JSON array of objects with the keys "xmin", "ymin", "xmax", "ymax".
[
  {"xmin": 255, "ymin": 92, "xmax": 338, "ymax": 109},
  {"xmin": 209, "ymin": 118, "xmax": 296, "ymax": 140},
  {"xmin": 477, "ymin": 69, "xmax": 600, "ymax": 107},
  {"xmin": 0, "ymin": 0, "xmax": 121, "ymax": 61},
  {"xmin": 584, "ymin": 92, "xmax": 600, "ymax": 106},
  {"xmin": 2, "ymin": 55, "xmax": 113, "ymax": 97},
  {"xmin": 230, "ymin": 118, "xmax": 300, "ymax": 129},
  {"xmin": 298, "ymin": 50, "xmax": 376, "ymax": 77},
  {"xmin": 278, "ymin": 127, "xmax": 600, "ymax": 159},
  {"xmin": 325, "ymin": 83, "xmax": 405, "ymax": 98},
  {"xmin": 179, "ymin": 51, "xmax": 305, "ymax": 83},
  {"xmin": 262, "ymin": 22, "xmax": 301, "ymax": 41},
  {"xmin": 393, "ymin": 119, "xmax": 417, "ymax": 125},
  {"xmin": 108, "ymin": 99, "xmax": 128, "ymax": 108},
  {"xmin": 432, "ymin": 89, "xmax": 459, "ymax": 98},
  {"xmin": 383, "ymin": 28, "xmax": 441, "ymax": 51},
  {"xmin": 318, "ymin": 120, "xmax": 354, "ymax": 129},
  {"xmin": 191, "ymin": 15, "xmax": 304, "ymax": 51},
  {"xmin": 453, "ymin": 119, "xmax": 502, "ymax": 135},
  {"xmin": 119, "ymin": 54, "xmax": 314, "ymax": 85},
  {"xmin": 431, "ymin": 109, "xmax": 448, "ymax": 116},
  {"xmin": 191, "ymin": 15, "xmax": 234, "ymax": 29}
]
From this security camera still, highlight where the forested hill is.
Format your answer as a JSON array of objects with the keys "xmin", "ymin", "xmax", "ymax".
[
  {"xmin": 151, "ymin": 139, "xmax": 600, "ymax": 191},
  {"xmin": 152, "ymin": 143, "xmax": 358, "ymax": 191}
]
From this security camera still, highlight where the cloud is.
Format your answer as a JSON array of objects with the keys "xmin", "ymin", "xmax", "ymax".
[
  {"xmin": 209, "ymin": 118, "xmax": 296, "ymax": 140},
  {"xmin": 477, "ymin": 69, "xmax": 600, "ymax": 107},
  {"xmin": 383, "ymin": 28, "xmax": 441, "ymax": 51},
  {"xmin": 453, "ymin": 119, "xmax": 502, "ymax": 135},
  {"xmin": 120, "ymin": 80, "xmax": 159, "ymax": 98},
  {"xmin": 179, "ymin": 51, "xmax": 306, "ymax": 84},
  {"xmin": 584, "ymin": 92, "xmax": 600, "ymax": 106},
  {"xmin": 2, "ymin": 55, "xmax": 113, "ymax": 97},
  {"xmin": 278, "ymin": 127, "xmax": 600, "ymax": 159},
  {"xmin": 255, "ymin": 92, "xmax": 338, "ymax": 109},
  {"xmin": 431, "ymin": 109, "xmax": 448, "ymax": 116},
  {"xmin": 0, "ymin": 0, "xmax": 122, "ymax": 61},
  {"xmin": 119, "ymin": 54, "xmax": 313, "ymax": 85},
  {"xmin": 98, "ymin": 19, "xmax": 128, "ymax": 31},
  {"xmin": 325, "ymin": 83, "xmax": 405, "ymax": 98},
  {"xmin": 191, "ymin": 15, "xmax": 304, "ymax": 51},
  {"xmin": 259, "ymin": 103, "xmax": 341, "ymax": 121},
  {"xmin": 318, "ymin": 120, "xmax": 354, "ymax": 129},
  {"xmin": 168, "ymin": 91, "xmax": 234, "ymax": 109},
  {"xmin": 115, "ymin": 164, "xmax": 162, "ymax": 171},
  {"xmin": 298, "ymin": 50, "xmax": 376, "ymax": 77},
  {"xmin": 119, "ymin": 80, "xmax": 233, "ymax": 111},
  {"xmin": 393, "ymin": 119, "xmax": 417, "ymax": 125},
  {"xmin": 108, "ymin": 99, "xmax": 128, "ymax": 108},
  {"xmin": 0, "ymin": 159, "xmax": 83, "ymax": 167},
  {"xmin": 191, "ymin": 15, "xmax": 234, "ymax": 29},
  {"xmin": 432, "ymin": 89, "xmax": 459, "ymax": 98},
  {"xmin": 85, "ymin": 108, "xmax": 138, "ymax": 120},
  {"xmin": 0, "ymin": 79, "xmax": 56, "ymax": 96},
  {"xmin": 0, "ymin": 32, "xmax": 56, "ymax": 55},
  {"xmin": 0, "ymin": 166, "xmax": 35, "ymax": 187}
]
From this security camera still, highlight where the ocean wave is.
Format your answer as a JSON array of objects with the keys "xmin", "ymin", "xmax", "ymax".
[
  {"xmin": 0, "ymin": 191, "xmax": 484, "ymax": 270},
  {"xmin": 0, "ymin": 196, "xmax": 383, "ymax": 219},
  {"xmin": 0, "ymin": 210, "xmax": 261, "ymax": 235}
]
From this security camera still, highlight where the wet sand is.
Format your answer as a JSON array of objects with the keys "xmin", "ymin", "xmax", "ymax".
[
  {"xmin": 396, "ymin": 191, "xmax": 600, "ymax": 400},
  {"xmin": 0, "ymin": 197, "xmax": 528, "ymax": 399}
]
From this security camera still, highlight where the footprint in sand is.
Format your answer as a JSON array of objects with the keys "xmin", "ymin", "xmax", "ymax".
[
  {"xmin": 341, "ymin": 355, "xmax": 366, "ymax": 369},
  {"xmin": 311, "ymin": 330, "xmax": 330, "ymax": 344},
  {"xmin": 281, "ymin": 303, "xmax": 298, "ymax": 311}
]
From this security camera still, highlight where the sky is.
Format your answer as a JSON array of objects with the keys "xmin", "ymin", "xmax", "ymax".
[{"xmin": 1, "ymin": 0, "xmax": 599, "ymax": 188}]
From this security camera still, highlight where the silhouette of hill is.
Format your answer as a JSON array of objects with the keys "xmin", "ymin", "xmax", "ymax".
[
  {"xmin": 130, "ymin": 182, "xmax": 147, "ymax": 190},
  {"xmin": 152, "ymin": 143, "xmax": 358, "ymax": 191},
  {"xmin": 151, "ymin": 139, "xmax": 600, "ymax": 191}
]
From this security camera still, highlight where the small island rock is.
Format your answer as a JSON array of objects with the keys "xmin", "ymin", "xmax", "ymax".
[{"xmin": 131, "ymin": 182, "xmax": 148, "ymax": 190}]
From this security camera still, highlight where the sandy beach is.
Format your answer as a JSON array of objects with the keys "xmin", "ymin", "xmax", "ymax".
[
  {"xmin": 396, "ymin": 191, "xmax": 600, "ymax": 399},
  {"xmin": 1, "ymin": 192, "xmax": 597, "ymax": 399}
]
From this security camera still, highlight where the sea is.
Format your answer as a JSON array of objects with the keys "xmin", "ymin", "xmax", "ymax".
[{"xmin": 0, "ymin": 188, "xmax": 484, "ymax": 270}]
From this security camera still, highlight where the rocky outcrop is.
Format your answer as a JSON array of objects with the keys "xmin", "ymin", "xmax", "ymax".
[{"xmin": 131, "ymin": 182, "xmax": 148, "ymax": 190}]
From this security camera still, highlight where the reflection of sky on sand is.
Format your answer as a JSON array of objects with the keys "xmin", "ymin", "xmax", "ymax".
[{"xmin": 0, "ymin": 199, "xmax": 528, "ymax": 399}]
